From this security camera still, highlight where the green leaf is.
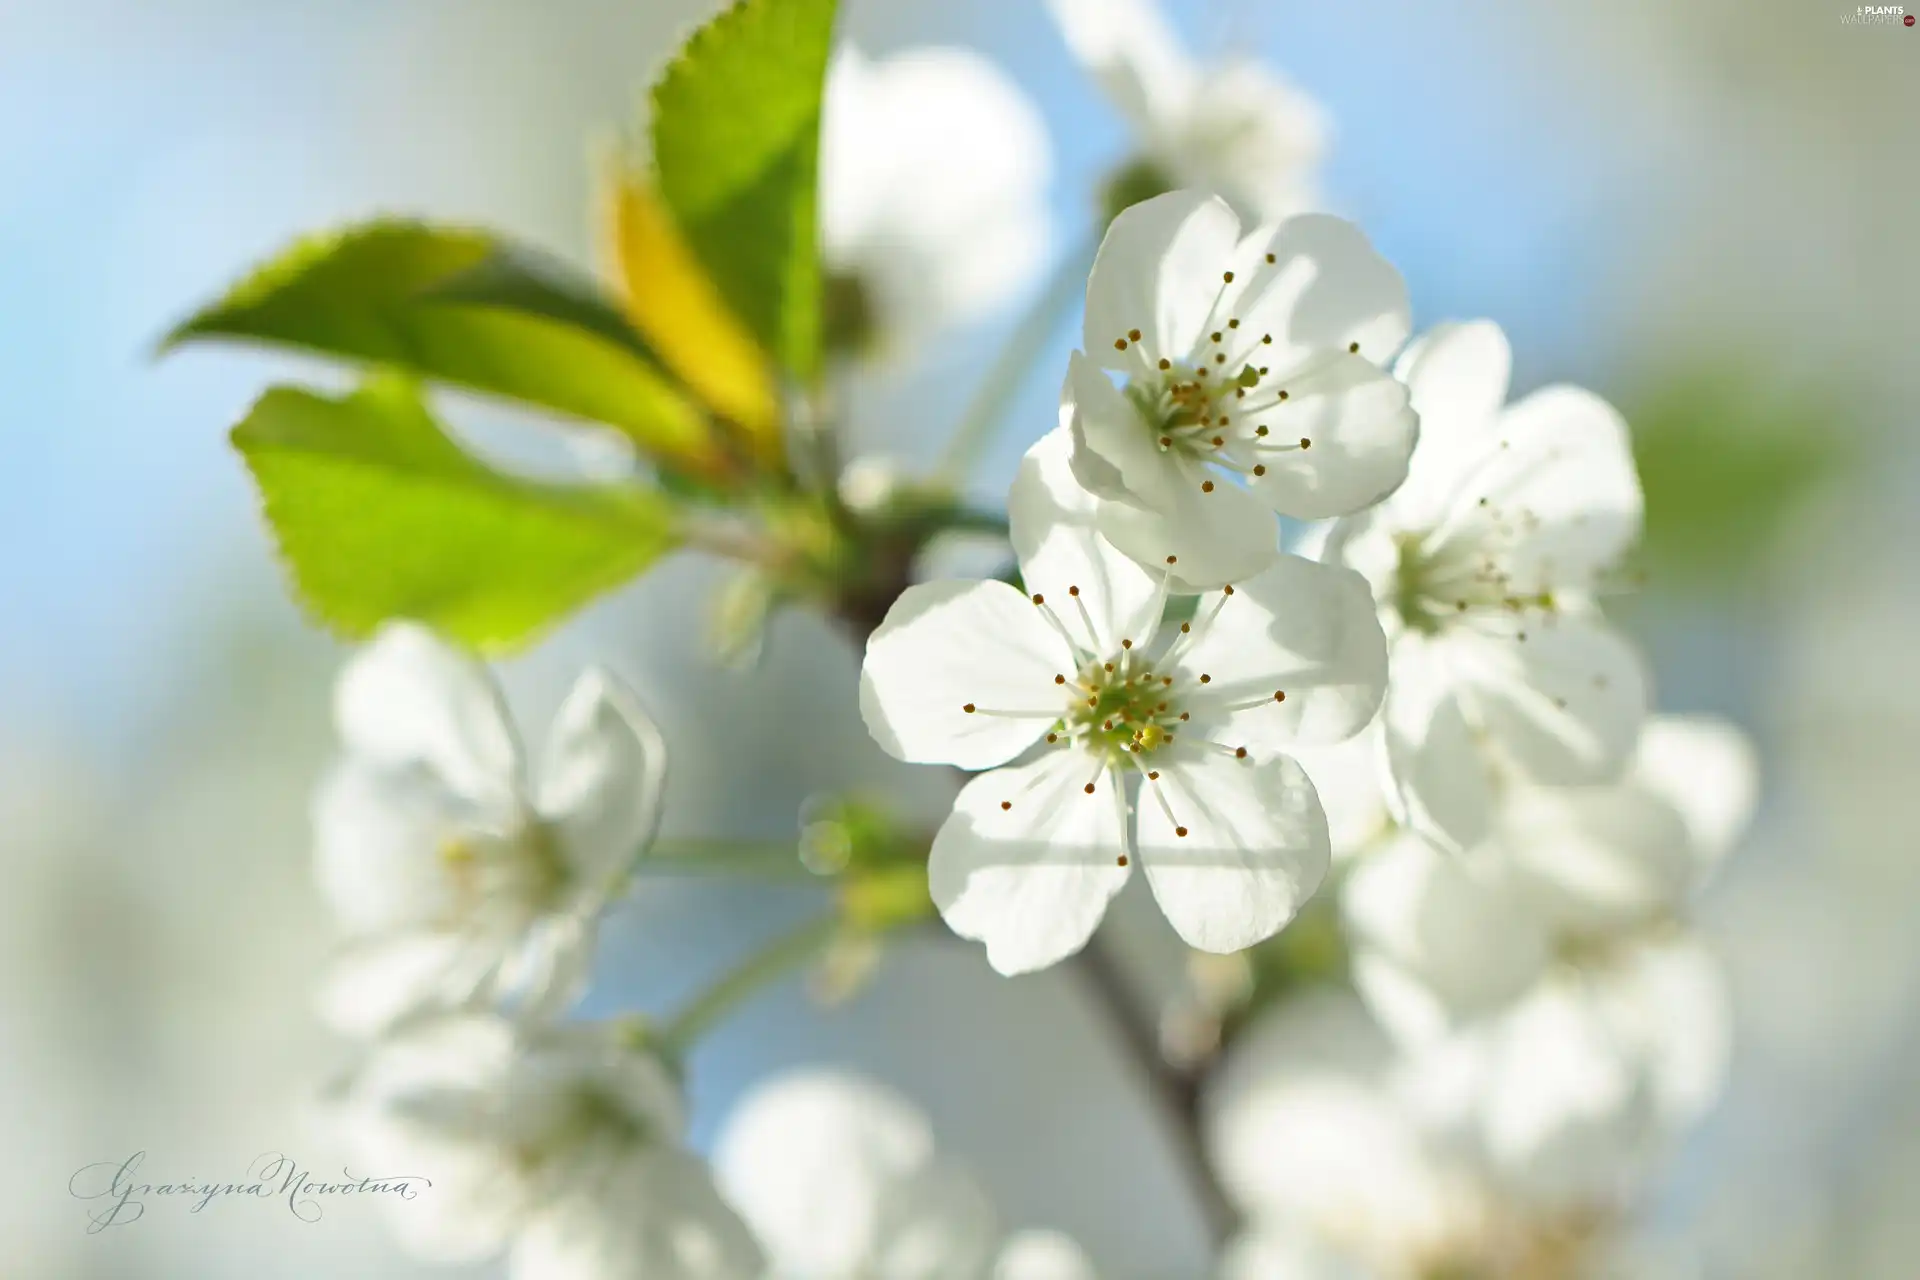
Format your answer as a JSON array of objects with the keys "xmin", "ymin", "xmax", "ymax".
[
  {"xmin": 169, "ymin": 221, "xmax": 731, "ymax": 478},
  {"xmin": 233, "ymin": 377, "xmax": 680, "ymax": 650},
  {"xmin": 651, "ymin": 0, "xmax": 837, "ymax": 381}
]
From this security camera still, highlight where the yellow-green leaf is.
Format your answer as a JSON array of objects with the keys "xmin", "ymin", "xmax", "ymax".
[
  {"xmin": 233, "ymin": 377, "xmax": 680, "ymax": 650},
  {"xmin": 601, "ymin": 161, "xmax": 782, "ymax": 463},
  {"xmin": 651, "ymin": 0, "xmax": 838, "ymax": 381},
  {"xmin": 170, "ymin": 221, "xmax": 733, "ymax": 479}
]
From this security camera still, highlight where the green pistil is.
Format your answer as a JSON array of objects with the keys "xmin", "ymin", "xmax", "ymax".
[{"xmin": 1066, "ymin": 657, "xmax": 1181, "ymax": 765}]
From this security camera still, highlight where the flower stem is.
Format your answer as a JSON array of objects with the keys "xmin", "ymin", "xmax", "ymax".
[
  {"xmin": 935, "ymin": 231, "xmax": 1098, "ymax": 484},
  {"xmin": 658, "ymin": 914, "xmax": 843, "ymax": 1053},
  {"xmin": 1076, "ymin": 933, "xmax": 1240, "ymax": 1248}
]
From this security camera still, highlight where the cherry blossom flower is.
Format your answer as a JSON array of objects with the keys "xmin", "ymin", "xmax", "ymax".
[
  {"xmin": 339, "ymin": 1015, "xmax": 761, "ymax": 1279},
  {"xmin": 1324, "ymin": 319, "xmax": 1649, "ymax": 851},
  {"xmin": 1064, "ymin": 190, "xmax": 1417, "ymax": 589},
  {"xmin": 314, "ymin": 623, "xmax": 666, "ymax": 1035},
  {"xmin": 859, "ymin": 427, "xmax": 1386, "ymax": 974},
  {"xmin": 712, "ymin": 1068, "xmax": 1095, "ymax": 1279},
  {"xmin": 822, "ymin": 45, "xmax": 1052, "ymax": 357},
  {"xmin": 1341, "ymin": 717, "xmax": 1758, "ymax": 1204},
  {"xmin": 1205, "ymin": 993, "xmax": 1509, "ymax": 1279},
  {"xmin": 1045, "ymin": 0, "xmax": 1326, "ymax": 222}
]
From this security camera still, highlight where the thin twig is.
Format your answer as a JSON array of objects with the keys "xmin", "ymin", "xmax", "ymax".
[{"xmin": 1075, "ymin": 932, "xmax": 1239, "ymax": 1247}]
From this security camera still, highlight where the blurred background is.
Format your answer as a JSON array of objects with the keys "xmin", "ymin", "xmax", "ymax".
[{"xmin": 2, "ymin": 0, "xmax": 1915, "ymax": 1274}]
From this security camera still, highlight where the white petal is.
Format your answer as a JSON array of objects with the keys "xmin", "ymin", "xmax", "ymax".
[
  {"xmin": 1472, "ymin": 979, "xmax": 1657, "ymax": 1207},
  {"xmin": 1136, "ymin": 751, "xmax": 1328, "ymax": 953},
  {"xmin": 823, "ymin": 47, "xmax": 1053, "ymax": 336},
  {"xmin": 1380, "ymin": 632, "xmax": 1499, "ymax": 853},
  {"xmin": 1083, "ymin": 190, "xmax": 1242, "ymax": 374},
  {"xmin": 1341, "ymin": 833, "xmax": 1548, "ymax": 1042},
  {"xmin": 313, "ymin": 760, "xmax": 478, "ymax": 933},
  {"xmin": 1431, "ymin": 385, "xmax": 1642, "ymax": 595},
  {"xmin": 1045, "ymin": 0, "xmax": 1193, "ymax": 130},
  {"xmin": 537, "ymin": 666, "xmax": 667, "ymax": 892},
  {"xmin": 334, "ymin": 622, "xmax": 522, "ymax": 809},
  {"xmin": 1095, "ymin": 468, "xmax": 1279, "ymax": 591},
  {"xmin": 993, "ymin": 1230, "xmax": 1098, "ymax": 1280},
  {"xmin": 1495, "ymin": 775, "xmax": 1696, "ymax": 933},
  {"xmin": 511, "ymin": 1148, "xmax": 764, "ymax": 1280},
  {"xmin": 927, "ymin": 752, "xmax": 1131, "ymax": 976},
  {"xmin": 713, "ymin": 1069, "xmax": 933, "ymax": 1276},
  {"xmin": 1228, "ymin": 214, "xmax": 1411, "ymax": 379},
  {"xmin": 860, "ymin": 580, "xmax": 1073, "ymax": 770},
  {"xmin": 1454, "ymin": 613, "xmax": 1650, "ymax": 787},
  {"xmin": 869, "ymin": 1160, "xmax": 1001, "ymax": 1280},
  {"xmin": 1012, "ymin": 424, "xmax": 1164, "ymax": 653},
  {"xmin": 1205, "ymin": 992, "xmax": 1473, "ymax": 1256},
  {"xmin": 1173, "ymin": 555, "xmax": 1388, "ymax": 750},
  {"xmin": 1594, "ymin": 936, "xmax": 1732, "ymax": 1129},
  {"xmin": 1630, "ymin": 715, "xmax": 1759, "ymax": 873},
  {"xmin": 1376, "ymin": 321, "xmax": 1512, "ymax": 531},
  {"xmin": 1287, "ymin": 729, "xmax": 1392, "ymax": 858},
  {"xmin": 1063, "ymin": 348, "xmax": 1184, "ymax": 510},
  {"xmin": 317, "ymin": 933, "xmax": 477, "ymax": 1038},
  {"xmin": 1241, "ymin": 353, "xmax": 1417, "ymax": 520}
]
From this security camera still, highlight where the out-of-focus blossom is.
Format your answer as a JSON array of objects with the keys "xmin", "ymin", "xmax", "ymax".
[
  {"xmin": 1342, "ymin": 716, "xmax": 1757, "ymax": 1205},
  {"xmin": 859, "ymin": 427, "xmax": 1387, "ymax": 973},
  {"xmin": 713, "ymin": 1068, "xmax": 1094, "ymax": 1279},
  {"xmin": 1206, "ymin": 991, "xmax": 1583, "ymax": 1279},
  {"xmin": 1064, "ymin": 190, "xmax": 1416, "ymax": 589},
  {"xmin": 1045, "ymin": 0, "xmax": 1326, "ymax": 222},
  {"xmin": 340, "ymin": 1015, "xmax": 761, "ymax": 1279},
  {"xmin": 822, "ymin": 45, "xmax": 1052, "ymax": 358},
  {"xmin": 314, "ymin": 623, "xmax": 666, "ymax": 1035},
  {"xmin": 1287, "ymin": 726, "xmax": 1392, "ymax": 861},
  {"xmin": 1325, "ymin": 320, "xmax": 1648, "ymax": 852}
]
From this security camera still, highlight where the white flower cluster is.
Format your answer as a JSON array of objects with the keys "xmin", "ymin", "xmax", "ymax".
[
  {"xmin": 302, "ymin": 0, "xmax": 1758, "ymax": 1274},
  {"xmin": 314, "ymin": 624, "xmax": 767, "ymax": 1277}
]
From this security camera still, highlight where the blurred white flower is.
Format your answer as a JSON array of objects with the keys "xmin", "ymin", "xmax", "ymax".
[
  {"xmin": 1045, "ymin": 0, "xmax": 1326, "ymax": 222},
  {"xmin": 860, "ymin": 427, "xmax": 1387, "ymax": 974},
  {"xmin": 1324, "ymin": 320, "xmax": 1648, "ymax": 851},
  {"xmin": 1064, "ymin": 190, "xmax": 1416, "ymax": 589},
  {"xmin": 1287, "ymin": 726, "xmax": 1392, "ymax": 861},
  {"xmin": 1344, "ymin": 715, "xmax": 1756, "ymax": 1044},
  {"xmin": 341, "ymin": 1014, "xmax": 761, "ymax": 1279},
  {"xmin": 1341, "ymin": 717, "xmax": 1757, "ymax": 1205},
  {"xmin": 712, "ymin": 1068, "xmax": 1093, "ymax": 1279},
  {"xmin": 822, "ymin": 45, "xmax": 1052, "ymax": 357},
  {"xmin": 1204, "ymin": 992, "xmax": 1503, "ymax": 1278},
  {"xmin": 314, "ymin": 623, "xmax": 666, "ymax": 1035}
]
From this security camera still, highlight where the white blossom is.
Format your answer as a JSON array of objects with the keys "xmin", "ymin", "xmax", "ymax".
[
  {"xmin": 1045, "ymin": 0, "xmax": 1326, "ymax": 222},
  {"xmin": 314, "ymin": 623, "xmax": 666, "ymax": 1035},
  {"xmin": 1204, "ymin": 992, "xmax": 1503, "ymax": 1279},
  {"xmin": 712, "ymin": 1068, "xmax": 1094, "ymax": 1279},
  {"xmin": 1341, "ymin": 717, "xmax": 1758, "ymax": 1205},
  {"xmin": 860, "ymin": 427, "xmax": 1387, "ymax": 974},
  {"xmin": 1065, "ymin": 190, "xmax": 1417, "ymax": 589},
  {"xmin": 823, "ymin": 45, "xmax": 1052, "ymax": 355},
  {"xmin": 339, "ymin": 1014, "xmax": 761, "ymax": 1279},
  {"xmin": 1324, "ymin": 319, "xmax": 1649, "ymax": 851}
]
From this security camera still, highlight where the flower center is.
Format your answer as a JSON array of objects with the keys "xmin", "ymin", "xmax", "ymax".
[
  {"xmin": 1062, "ymin": 650, "xmax": 1186, "ymax": 766},
  {"xmin": 1390, "ymin": 531, "xmax": 1555, "ymax": 635},
  {"xmin": 438, "ymin": 819, "xmax": 571, "ymax": 921},
  {"xmin": 1104, "ymin": 297, "xmax": 1323, "ymax": 489}
]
